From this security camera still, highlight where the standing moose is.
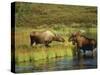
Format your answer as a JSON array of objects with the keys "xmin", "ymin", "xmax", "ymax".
[
  {"xmin": 68, "ymin": 31, "xmax": 97, "ymax": 57},
  {"xmin": 30, "ymin": 30, "xmax": 65, "ymax": 47}
]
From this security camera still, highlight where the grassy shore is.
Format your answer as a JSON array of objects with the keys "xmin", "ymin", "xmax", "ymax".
[{"xmin": 15, "ymin": 27, "xmax": 97, "ymax": 63}]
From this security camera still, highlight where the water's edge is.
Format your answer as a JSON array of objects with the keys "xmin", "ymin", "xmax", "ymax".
[{"xmin": 15, "ymin": 56, "xmax": 97, "ymax": 73}]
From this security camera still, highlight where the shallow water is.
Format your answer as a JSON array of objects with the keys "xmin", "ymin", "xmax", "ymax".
[{"xmin": 15, "ymin": 56, "xmax": 97, "ymax": 73}]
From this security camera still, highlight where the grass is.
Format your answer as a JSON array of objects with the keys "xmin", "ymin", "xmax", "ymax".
[
  {"xmin": 15, "ymin": 2, "xmax": 97, "ymax": 28},
  {"xmin": 13, "ymin": 2, "xmax": 97, "ymax": 63},
  {"xmin": 15, "ymin": 26, "xmax": 97, "ymax": 63}
]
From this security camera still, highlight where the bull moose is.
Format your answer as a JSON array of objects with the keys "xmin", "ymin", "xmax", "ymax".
[
  {"xmin": 30, "ymin": 30, "xmax": 65, "ymax": 47},
  {"xmin": 68, "ymin": 31, "xmax": 97, "ymax": 57}
]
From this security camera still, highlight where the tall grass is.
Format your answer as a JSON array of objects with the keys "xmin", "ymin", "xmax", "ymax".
[{"xmin": 15, "ymin": 27, "xmax": 97, "ymax": 63}]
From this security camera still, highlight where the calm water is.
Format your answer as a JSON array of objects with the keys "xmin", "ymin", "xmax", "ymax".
[{"xmin": 15, "ymin": 56, "xmax": 97, "ymax": 73}]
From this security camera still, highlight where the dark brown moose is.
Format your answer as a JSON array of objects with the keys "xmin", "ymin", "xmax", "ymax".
[
  {"xmin": 68, "ymin": 31, "xmax": 97, "ymax": 57},
  {"xmin": 30, "ymin": 30, "xmax": 65, "ymax": 47}
]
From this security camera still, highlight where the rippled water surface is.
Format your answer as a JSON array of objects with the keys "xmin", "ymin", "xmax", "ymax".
[{"xmin": 15, "ymin": 56, "xmax": 97, "ymax": 73}]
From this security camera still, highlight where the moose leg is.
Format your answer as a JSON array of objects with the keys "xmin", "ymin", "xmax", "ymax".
[
  {"xmin": 74, "ymin": 43, "xmax": 79, "ymax": 57},
  {"xmin": 30, "ymin": 40, "xmax": 33, "ymax": 46},
  {"xmin": 93, "ymin": 48, "xmax": 97, "ymax": 58},
  {"xmin": 91, "ymin": 49, "xmax": 94, "ymax": 58},
  {"xmin": 83, "ymin": 49, "xmax": 86, "ymax": 57},
  {"xmin": 30, "ymin": 36, "xmax": 33, "ymax": 46},
  {"xmin": 45, "ymin": 44, "xmax": 50, "ymax": 47},
  {"xmin": 30, "ymin": 38, "xmax": 36, "ymax": 46},
  {"xmin": 77, "ymin": 49, "xmax": 81, "ymax": 58},
  {"xmin": 45, "ymin": 41, "xmax": 50, "ymax": 47},
  {"xmin": 76, "ymin": 44, "xmax": 81, "ymax": 58},
  {"xmin": 76, "ymin": 46, "xmax": 80, "ymax": 58},
  {"xmin": 92, "ymin": 45, "xmax": 96, "ymax": 57}
]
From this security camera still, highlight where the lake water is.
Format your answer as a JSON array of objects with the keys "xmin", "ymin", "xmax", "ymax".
[{"xmin": 15, "ymin": 56, "xmax": 97, "ymax": 73}]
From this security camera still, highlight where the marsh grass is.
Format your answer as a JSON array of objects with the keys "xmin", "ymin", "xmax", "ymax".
[
  {"xmin": 15, "ymin": 40, "xmax": 74, "ymax": 62},
  {"xmin": 15, "ymin": 27, "xmax": 97, "ymax": 63}
]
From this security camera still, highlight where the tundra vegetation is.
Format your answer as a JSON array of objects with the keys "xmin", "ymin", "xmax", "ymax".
[{"xmin": 14, "ymin": 2, "xmax": 97, "ymax": 63}]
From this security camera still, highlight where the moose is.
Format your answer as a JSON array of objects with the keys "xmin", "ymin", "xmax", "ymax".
[
  {"xmin": 30, "ymin": 30, "xmax": 65, "ymax": 47},
  {"xmin": 68, "ymin": 31, "xmax": 97, "ymax": 57}
]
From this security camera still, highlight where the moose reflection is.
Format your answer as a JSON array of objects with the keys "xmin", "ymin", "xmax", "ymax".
[{"xmin": 68, "ymin": 31, "xmax": 97, "ymax": 57}]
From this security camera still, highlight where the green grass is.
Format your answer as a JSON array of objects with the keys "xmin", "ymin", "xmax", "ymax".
[
  {"xmin": 13, "ymin": 2, "xmax": 97, "ymax": 63},
  {"xmin": 15, "ymin": 2, "xmax": 97, "ymax": 28},
  {"xmin": 15, "ymin": 27, "xmax": 97, "ymax": 63}
]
